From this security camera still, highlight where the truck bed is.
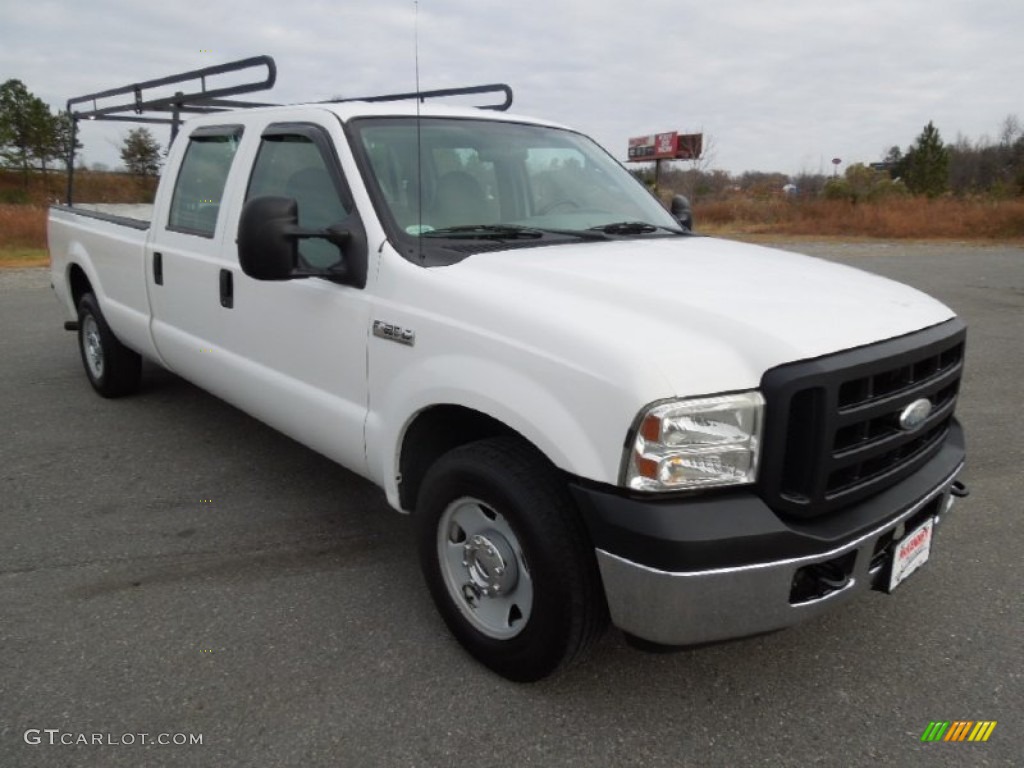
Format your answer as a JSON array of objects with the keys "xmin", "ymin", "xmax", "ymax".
[
  {"xmin": 72, "ymin": 202, "xmax": 152, "ymax": 224},
  {"xmin": 48, "ymin": 204, "xmax": 157, "ymax": 362},
  {"xmin": 53, "ymin": 203, "xmax": 153, "ymax": 229}
]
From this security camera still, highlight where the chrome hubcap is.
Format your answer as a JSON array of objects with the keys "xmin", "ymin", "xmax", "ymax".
[
  {"xmin": 82, "ymin": 315, "xmax": 104, "ymax": 380},
  {"xmin": 438, "ymin": 498, "xmax": 532, "ymax": 639},
  {"xmin": 463, "ymin": 532, "xmax": 518, "ymax": 597}
]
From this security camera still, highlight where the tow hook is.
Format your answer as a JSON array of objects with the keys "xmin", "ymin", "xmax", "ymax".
[
  {"xmin": 951, "ymin": 480, "xmax": 970, "ymax": 498},
  {"xmin": 790, "ymin": 555, "xmax": 856, "ymax": 603},
  {"xmin": 806, "ymin": 561, "xmax": 851, "ymax": 592}
]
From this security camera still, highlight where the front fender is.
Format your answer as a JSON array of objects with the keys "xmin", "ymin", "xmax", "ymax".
[{"xmin": 366, "ymin": 353, "xmax": 630, "ymax": 511}]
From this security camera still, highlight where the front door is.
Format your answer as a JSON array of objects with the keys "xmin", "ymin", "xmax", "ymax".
[{"xmin": 216, "ymin": 117, "xmax": 373, "ymax": 476}]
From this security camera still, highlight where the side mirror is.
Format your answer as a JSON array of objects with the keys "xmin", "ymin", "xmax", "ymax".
[
  {"xmin": 238, "ymin": 196, "xmax": 301, "ymax": 280},
  {"xmin": 237, "ymin": 196, "xmax": 351, "ymax": 281},
  {"xmin": 670, "ymin": 194, "xmax": 694, "ymax": 231}
]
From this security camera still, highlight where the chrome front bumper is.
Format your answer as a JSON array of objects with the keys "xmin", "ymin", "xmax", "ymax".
[{"xmin": 594, "ymin": 469, "xmax": 963, "ymax": 647}]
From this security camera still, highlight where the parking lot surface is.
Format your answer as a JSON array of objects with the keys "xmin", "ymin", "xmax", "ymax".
[{"xmin": 1, "ymin": 242, "xmax": 1021, "ymax": 767}]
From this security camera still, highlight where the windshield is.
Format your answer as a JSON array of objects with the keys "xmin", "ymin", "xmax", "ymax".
[{"xmin": 350, "ymin": 117, "xmax": 682, "ymax": 253}]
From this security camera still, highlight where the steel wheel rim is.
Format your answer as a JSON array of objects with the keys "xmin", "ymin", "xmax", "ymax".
[
  {"xmin": 82, "ymin": 315, "xmax": 104, "ymax": 380},
  {"xmin": 437, "ymin": 497, "xmax": 533, "ymax": 640}
]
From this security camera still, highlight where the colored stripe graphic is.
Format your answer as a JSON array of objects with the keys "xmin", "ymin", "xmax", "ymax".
[
  {"xmin": 921, "ymin": 721, "xmax": 949, "ymax": 742},
  {"xmin": 945, "ymin": 721, "xmax": 972, "ymax": 741},
  {"xmin": 922, "ymin": 720, "xmax": 996, "ymax": 742},
  {"xmin": 969, "ymin": 722, "xmax": 997, "ymax": 742}
]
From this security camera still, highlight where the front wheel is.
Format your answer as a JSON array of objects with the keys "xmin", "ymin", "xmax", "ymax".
[
  {"xmin": 77, "ymin": 292, "xmax": 142, "ymax": 398},
  {"xmin": 415, "ymin": 437, "xmax": 607, "ymax": 681}
]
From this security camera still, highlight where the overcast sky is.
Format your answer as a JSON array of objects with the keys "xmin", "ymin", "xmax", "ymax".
[{"xmin": 2, "ymin": 0, "xmax": 1021, "ymax": 176}]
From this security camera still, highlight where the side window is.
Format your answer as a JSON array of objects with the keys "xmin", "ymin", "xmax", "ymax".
[
  {"xmin": 168, "ymin": 129, "xmax": 242, "ymax": 237},
  {"xmin": 247, "ymin": 132, "xmax": 350, "ymax": 269}
]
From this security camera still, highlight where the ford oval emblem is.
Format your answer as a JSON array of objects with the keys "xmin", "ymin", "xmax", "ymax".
[{"xmin": 899, "ymin": 398, "xmax": 932, "ymax": 431}]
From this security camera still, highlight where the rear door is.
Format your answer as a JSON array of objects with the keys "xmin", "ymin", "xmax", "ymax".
[{"xmin": 147, "ymin": 124, "xmax": 245, "ymax": 386}]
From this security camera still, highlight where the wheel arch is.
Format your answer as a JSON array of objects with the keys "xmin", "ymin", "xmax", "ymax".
[
  {"xmin": 68, "ymin": 262, "xmax": 94, "ymax": 310},
  {"xmin": 397, "ymin": 404, "xmax": 536, "ymax": 513},
  {"xmin": 371, "ymin": 354, "xmax": 624, "ymax": 513}
]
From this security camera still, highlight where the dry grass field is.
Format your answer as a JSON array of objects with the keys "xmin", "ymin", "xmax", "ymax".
[
  {"xmin": 0, "ymin": 206, "xmax": 47, "ymax": 267},
  {"xmin": 2, "ymin": 169, "xmax": 1022, "ymax": 267},
  {"xmin": 0, "ymin": 204, "xmax": 46, "ymax": 248},
  {"xmin": 695, "ymin": 196, "xmax": 1024, "ymax": 240},
  {"xmin": 0, "ymin": 169, "xmax": 158, "ymax": 267}
]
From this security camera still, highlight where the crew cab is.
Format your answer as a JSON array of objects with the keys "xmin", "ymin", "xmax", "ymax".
[{"xmin": 48, "ymin": 59, "xmax": 968, "ymax": 681}]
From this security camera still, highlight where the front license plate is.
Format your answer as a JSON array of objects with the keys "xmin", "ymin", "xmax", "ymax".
[{"xmin": 888, "ymin": 518, "xmax": 934, "ymax": 592}]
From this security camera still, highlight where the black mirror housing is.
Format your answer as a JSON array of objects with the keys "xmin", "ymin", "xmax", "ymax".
[
  {"xmin": 671, "ymin": 194, "xmax": 694, "ymax": 231},
  {"xmin": 238, "ymin": 196, "xmax": 302, "ymax": 280},
  {"xmin": 238, "ymin": 195, "xmax": 368, "ymax": 287}
]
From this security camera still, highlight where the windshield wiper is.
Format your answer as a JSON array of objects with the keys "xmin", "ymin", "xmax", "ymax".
[
  {"xmin": 588, "ymin": 221, "xmax": 684, "ymax": 235},
  {"xmin": 422, "ymin": 224, "xmax": 609, "ymax": 241},
  {"xmin": 528, "ymin": 226, "xmax": 610, "ymax": 241},
  {"xmin": 422, "ymin": 225, "xmax": 544, "ymax": 240}
]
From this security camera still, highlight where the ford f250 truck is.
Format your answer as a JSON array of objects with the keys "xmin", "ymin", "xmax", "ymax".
[{"xmin": 49, "ymin": 57, "xmax": 968, "ymax": 681}]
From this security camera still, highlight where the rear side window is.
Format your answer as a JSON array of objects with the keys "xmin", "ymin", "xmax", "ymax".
[{"xmin": 168, "ymin": 128, "xmax": 243, "ymax": 237}]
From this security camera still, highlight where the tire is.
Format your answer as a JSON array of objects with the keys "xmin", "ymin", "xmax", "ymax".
[
  {"xmin": 77, "ymin": 292, "xmax": 142, "ymax": 398},
  {"xmin": 415, "ymin": 436, "xmax": 607, "ymax": 681}
]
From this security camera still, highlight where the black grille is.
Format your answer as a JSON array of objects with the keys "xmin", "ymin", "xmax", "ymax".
[{"xmin": 759, "ymin": 319, "xmax": 966, "ymax": 518}]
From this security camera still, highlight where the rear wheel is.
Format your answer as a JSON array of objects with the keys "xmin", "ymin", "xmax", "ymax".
[
  {"xmin": 415, "ymin": 437, "xmax": 607, "ymax": 681},
  {"xmin": 77, "ymin": 292, "xmax": 142, "ymax": 397}
]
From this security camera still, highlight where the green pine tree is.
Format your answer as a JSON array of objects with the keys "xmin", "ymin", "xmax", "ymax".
[
  {"xmin": 53, "ymin": 111, "xmax": 83, "ymax": 170},
  {"xmin": 120, "ymin": 127, "xmax": 163, "ymax": 178},
  {"xmin": 905, "ymin": 121, "xmax": 950, "ymax": 198},
  {"xmin": 0, "ymin": 79, "xmax": 54, "ymax": 188}
]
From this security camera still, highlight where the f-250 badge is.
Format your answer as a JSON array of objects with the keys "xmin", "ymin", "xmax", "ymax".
[{"xmin": 373, "ymin": 320, "xmax": 416, "ymax": 346}]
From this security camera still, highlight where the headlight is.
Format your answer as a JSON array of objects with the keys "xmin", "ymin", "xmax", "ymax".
[{"xmin": 624, "ymin": 391, "xmax": 764, "ymax": 491}]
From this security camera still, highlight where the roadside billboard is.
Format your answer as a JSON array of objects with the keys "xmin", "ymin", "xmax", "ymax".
[{"xmin": 628, "ymin": 132, "xmax": 702, "ymax": 161}]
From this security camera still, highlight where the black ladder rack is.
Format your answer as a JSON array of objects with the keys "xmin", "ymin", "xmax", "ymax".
[
  {"xmin": 65, "ymin": 55, "xmax": 278, "ymax": 204},
  {"xmin": 63, "ymin": 54, "xmax": 514, "ymax": 204},
  {"xmin": 67, "ymin": 55, "xmax": 278, "ymax": 139},
  {"xmin": 327, "ymin": 83, "xmax": 513, "ymax": 112}
]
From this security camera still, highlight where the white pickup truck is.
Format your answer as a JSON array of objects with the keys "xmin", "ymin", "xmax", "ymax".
[{"xmin": 49, "ymin": 62, "xmax": 968, "ymax": 681}]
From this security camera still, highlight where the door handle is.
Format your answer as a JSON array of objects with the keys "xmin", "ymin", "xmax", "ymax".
[
  {"xmin": 153, "ymin": 252, "xmax": 163, "ymax": 285},
  {"xmin": 219, "ymin": 269, "xmax": 233, "ymax": 308}
]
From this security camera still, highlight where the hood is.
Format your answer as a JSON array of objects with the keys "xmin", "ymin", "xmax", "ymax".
[{"xmin": 436, "ymin": 236, "xmax": 956, "ymax": 397}]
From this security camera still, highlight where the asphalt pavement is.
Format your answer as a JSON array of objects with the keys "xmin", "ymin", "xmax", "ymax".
[{"xmin": 1, "ymin": 242, "xmax": 1021, "ymax": 767}]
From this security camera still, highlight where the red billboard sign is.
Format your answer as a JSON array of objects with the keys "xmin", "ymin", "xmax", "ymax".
[
  {"xmin": 628, "ymin": 132, "xmax": 703, "ymax": 162},
  {"xmin": 629, "ymin": 132, "xmax": 676, "ymax": 161}
]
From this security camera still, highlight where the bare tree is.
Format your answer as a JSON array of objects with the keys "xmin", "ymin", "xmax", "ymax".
[
  {"xmin": 947, "ymin": 115, "xmax": 1023, "ymax": 195},
  {"xmin": 676, "ymin": 131, "xmax": 716, "ymax": 201},
  {"xmin": 656, "ymin": 132, "xmax": 718, "ymax": 202},
  {"xmin": 999, "ymin": 114, "xmax": 1021, "ymax": 148}
]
